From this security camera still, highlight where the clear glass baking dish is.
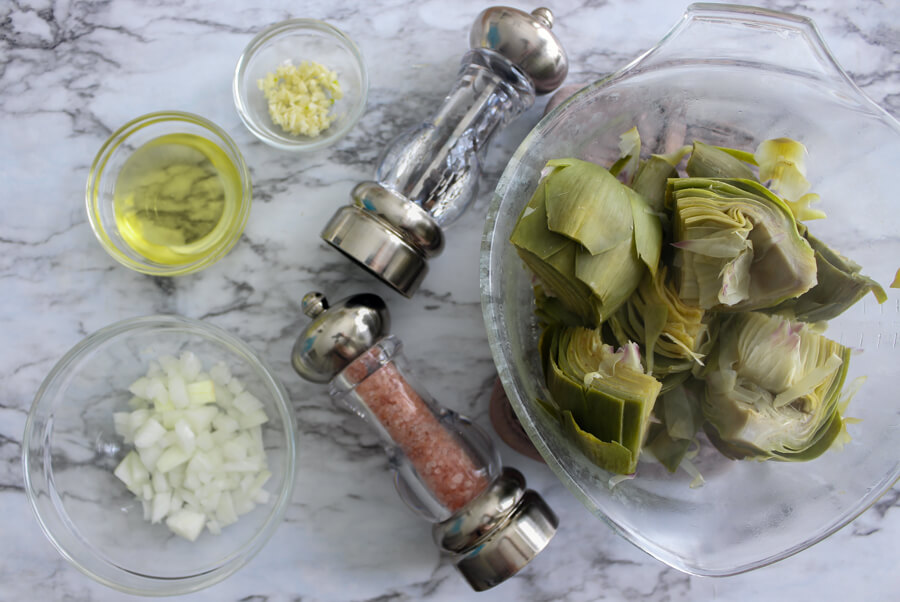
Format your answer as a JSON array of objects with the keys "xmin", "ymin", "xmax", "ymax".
[{"xmin": 481, "ymin": 3, "xmax": 900, "ymax": 576}]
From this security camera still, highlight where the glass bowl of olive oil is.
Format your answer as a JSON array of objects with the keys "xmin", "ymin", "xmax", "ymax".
[{"xmin": 86, "ymin": 111, "xmax": 252, "ymax": 276}]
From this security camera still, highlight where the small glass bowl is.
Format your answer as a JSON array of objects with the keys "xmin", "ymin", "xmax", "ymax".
[
  {"xmin": 22, "ymin": 316, "xmax": 297, "ymax": 595},
  {"xmin": 86, "ymin": 111, "xmax": 252, "ymax": 276},
  {"xmin": 233, "ymin": 19, "xmax": 368, "ymax": 151}
]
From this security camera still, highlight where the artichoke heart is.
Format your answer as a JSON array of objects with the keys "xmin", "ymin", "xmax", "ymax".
[
  {"xmin": 668, "ymin": 178, "xmax": 817, "ymax": 311},
  {"xmin": 700, "ymin": 312, "xmax": 850, "ymax": 461},
  {"xmin": 542, "ymin": 325, "xmax": 662, "ymax": 474}
]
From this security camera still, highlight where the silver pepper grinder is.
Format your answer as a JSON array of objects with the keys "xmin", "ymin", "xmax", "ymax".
[
  {"xmin": 321, "ymin": 7, "xmax": 568, "ymax": 296},
  {"xmin": 291, "ymin": 291, "xmax": 559, "ymax": 591}
]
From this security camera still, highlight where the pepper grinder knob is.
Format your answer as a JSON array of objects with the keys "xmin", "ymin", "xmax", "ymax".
[
  {"xmin": 301, "ymin": 291, "xmax": 328, "ymax": 318},
  {"xmin": 290, "ymin": 292, "xmax": 389, "ymax": 383},
  {"xmin": 532, "ymin": 6, "xmax": 554, "ymax": 26},
  {"xmin": 470, "ymin": 6, "xmax": 568, "ymax": 93}
]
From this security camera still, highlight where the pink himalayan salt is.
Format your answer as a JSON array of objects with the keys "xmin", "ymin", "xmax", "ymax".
[{"xmin": 348, "ymin": 355, "xmax": 488, "ymax": 513}]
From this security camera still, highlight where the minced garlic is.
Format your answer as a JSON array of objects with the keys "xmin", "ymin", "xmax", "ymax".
[{"xmin": 257, "ymin": 61, "xmax": 342, "ymax": 137}]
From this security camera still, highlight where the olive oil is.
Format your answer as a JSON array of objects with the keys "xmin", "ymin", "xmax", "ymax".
[{"xmin": 113, "ymin": 133, "xmax": 242, "ymax": 266}]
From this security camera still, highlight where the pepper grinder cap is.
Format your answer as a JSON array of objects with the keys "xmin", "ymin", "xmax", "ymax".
[
  {"xmin": 470, "ymin": 6, "xmax": 568, "ymax": 94},
  {"xmin": 434, "ymin": 468, "xmax": 559, "ymax": 591},
  {"xmin": 320, "ymin": 182, "xmax": 440, "ymax": 298},
  {"xmin": 291, "ymin": 291, "xmax": 390, "ymax": 383}
]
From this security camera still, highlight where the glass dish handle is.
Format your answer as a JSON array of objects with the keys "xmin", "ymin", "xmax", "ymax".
[{"xmin": 628, "ymin": 2, "xmax": 861, "ymax": 94}]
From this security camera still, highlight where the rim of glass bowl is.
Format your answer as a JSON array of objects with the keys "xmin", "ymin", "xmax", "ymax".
[
  {"xmin": 232, "ymin": 18, "xmax": 368, "ymax": 151},
  {"xmin": 85, "ymin": 111, "xmax": 253, "ymax": 277},
  {"xmin": 22, "ymin": 315, "xmax": 297, "ymax": 596}
]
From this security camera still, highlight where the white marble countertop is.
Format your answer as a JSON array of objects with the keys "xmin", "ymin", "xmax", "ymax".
[{"xmin": 2, "ymin": 0, "xmax": 898, "ymax": 599}]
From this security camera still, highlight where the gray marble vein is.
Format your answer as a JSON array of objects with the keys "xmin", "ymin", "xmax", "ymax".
[{"xmin": 2, "ymin": 0, "xmax": 899, "ymax": 600}]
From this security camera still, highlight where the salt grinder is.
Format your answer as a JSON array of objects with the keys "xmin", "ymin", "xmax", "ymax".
[
  {"xmin": 291, "ymin": 291, "xmax": 558, "ymax": 591},
  {"xmin": 321, "ymin": 6, "xmax": 568, "ymax": 296}
]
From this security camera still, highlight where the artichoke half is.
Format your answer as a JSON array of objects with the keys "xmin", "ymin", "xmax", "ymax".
[
  {"xmin": 668, "ymin": 178, "xmax": 818, "ymax": 311},
  {"xmin": 541, "ymin": 325, "xmax": 662, "ymax": 474},
  {"xmin": 699, "ymin": 312, "xmax": 850, "ymax": 461},
  {"xmin": 511, "ymin": 158, "xmax": 662, "ymax": 327}
]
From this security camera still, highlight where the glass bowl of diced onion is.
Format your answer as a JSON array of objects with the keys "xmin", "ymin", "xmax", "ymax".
[{"xmin": 22, "ymin": 315, "xmax": 297, "ymax": 595}]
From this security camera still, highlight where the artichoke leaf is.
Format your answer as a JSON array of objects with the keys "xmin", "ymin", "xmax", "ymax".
[
  {"xmin": 509, "ymin": 176, "xmax": 570, "ymax": 260},
  {"xmin": 511, "ymin": 179, "xmax": 604, "ymax": 326},
  {"xmin": 686, "ymin": 141, "xmax": 757, "ymax": 180},
  {"xmin": 646, "ymin": 423, "xmax": 694, "ymax": 473},
  {"xmin": 632, "ymin": 145, "xmax": 690, "ymax": 212},
  {"xmin": 663, "ymin": 383, "xmax": 705, "ymax": 441},
  {"xmin": 533, "ymin": 285, "xmax": 590, "ymax": 327},
  {"xmin": 754, "ymin": 137, "xmax": 811, "ymax": 203},
  {"xmin": 647, "ymin": 383, "xmax": 704, "ymax": 471},
  {"xmin": 785, "ymin": 193, "xmax": 826, "ymax": 222},
  {"xmin": 767, "ymin": 232, "xmax": 887, "ymax": 321},
  {"xmin": 713, "ymin": 145, "xmax": 758, "ymax": 165},
  {"xmin": 610, "ymin": 126, "xmax": 642, "ymax": 183},
  {"xmin": 629, "ymin": 186, "xmax": 663, "ymax": 274},
  {"xmin": 544, "ymin": 158, "xmax": 633, "ymax": 255},
  {"xmin": 560, "ymin": 410, "xmax": 636, "ymax": 475},
  {"xmin": 638, "ymin": 296, "xmax": 668, "ymax": 375},
  {"xmin": 515, "ymin": 244, "xmax": 601, "ymax": 326},
  {"xmin": 574, "ymin": 237, "xmax": 643, "ymax": 309}
]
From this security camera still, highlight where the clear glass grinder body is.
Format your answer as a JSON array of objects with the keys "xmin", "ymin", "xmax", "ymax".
[{"xmin": 291, "ymin": 291, "xmax": 558, "ymax": 590}]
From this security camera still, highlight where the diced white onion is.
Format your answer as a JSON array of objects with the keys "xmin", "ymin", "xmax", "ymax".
[
  {"xmin": 151, "ymin": 491, "xmax": 171, "ymax": 524},
  {"xmin": 166, "ymin": 509, "xmax": 206, "ymax": 542},
  {"xmin": 233, "ymin": 392, "xmax": 263, "ymax": 415},
  {"xmin": 134, "ymin": 418, "xmax": 166, "ymax": 448},
  {"xmin": 112, "ymin": 352, "xmax": 273, "ymax": 541},
  {"xmin": 174, "ymin": 419, "xmax": 196, "ymax": 455},
  {"xmin": 209, "ymin": 362, "xmax": 232, "ymax": 385},
  {"xmin": 179, "ymin": 351, "xmax": 202, "ymax": 381},
  {"xmin": 113, "ymin": 412, "xmax": 133, "ymax": 443},
  {"xmin": 187, "ymin": 380, "xmax": 216, "ymax": 405},
  {"xmin": 138, "ymin": 444, "xmax": 164, "ymax": 474},
  {"xmin": 168, "ymin": 374, "xmax": 189, "ymax": 409},
  {"xmin": 156, "ymin": 446, "xmax": 190, "ymax": 473},
  {"xmin": 196, "ymin": 431, "xmax": 214, "ymax": 452},
  {"xmin": 206, "ymin": 519, "xmax": 222, "ymax": 535},
  {"xmin": 227, "ymin": 378, "xmax": 244, "ymax": 395},
  {"xmin": 151, "ymin": 469, "xmax": 169, "ymax": 493},
  {"xmin": 128, "ymin": 377, "xmax": 150, "ymax": 399}
]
